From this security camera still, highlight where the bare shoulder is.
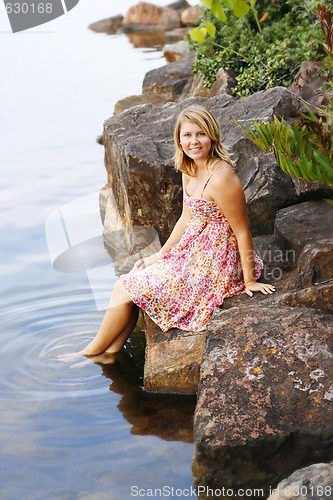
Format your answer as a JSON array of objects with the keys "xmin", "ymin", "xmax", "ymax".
[{"xmin": 209, "ymin": 161, "xmax": 242, "ymax": 197}]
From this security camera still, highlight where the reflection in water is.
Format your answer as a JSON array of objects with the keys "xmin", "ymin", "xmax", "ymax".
[
  {"xmin": 0, "ymin": 287, "xmax": 195, "ymax": 498},
  {"xmin": 124, "ymin": 31, "xmax": 185, "ymax": 50},
  {"xmin": 99, "ymin": 348, "xmax": 195, "ymax": 443}
]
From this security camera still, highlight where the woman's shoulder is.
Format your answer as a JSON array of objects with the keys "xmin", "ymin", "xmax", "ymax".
[{"xmin": 211, "ymin": 161, "xmax": 238, "ymax": 184}]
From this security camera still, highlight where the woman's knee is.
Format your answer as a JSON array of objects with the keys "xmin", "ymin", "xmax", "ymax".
[{"xmin": 112, "ymin": 278, "xmax": 132, "ymax": 304}]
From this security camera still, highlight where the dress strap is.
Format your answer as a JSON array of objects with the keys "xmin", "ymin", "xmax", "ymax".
[{"xmin": 201, "ymin": 172, "xmax": 215, "ymax": 197}]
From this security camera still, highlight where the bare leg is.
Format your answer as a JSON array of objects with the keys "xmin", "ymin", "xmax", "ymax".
[
  {"xmin": 104, "ymin": 305, "xmax": 139, "ymax": 354},
  {"xmin": 58, "ymin": 279, "xmax": 138, "ymax": 362},
  {"xmin": 81, "ymin": 279, "xmax": 136, "ymax": 355}
]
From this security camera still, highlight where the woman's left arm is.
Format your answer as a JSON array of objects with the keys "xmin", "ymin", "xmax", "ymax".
[{"xmin": 210, "ymin": 168, "xmax": 275, "ymax": 296}]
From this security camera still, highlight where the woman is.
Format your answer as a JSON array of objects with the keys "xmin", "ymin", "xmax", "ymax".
[{"xmin": 60, "ymin": 105, "xmax": 275, "ymax": 364}]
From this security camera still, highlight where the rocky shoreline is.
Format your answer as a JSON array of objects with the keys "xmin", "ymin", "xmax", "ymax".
[{"xmin": 94, "ymin": 2, "xmax": 333, "ymax": 498}]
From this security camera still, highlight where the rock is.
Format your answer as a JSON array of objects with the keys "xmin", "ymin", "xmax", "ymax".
[
  {"xmin": 181, "ymin": 6, "xmax": 202, "ymax": 26},
  {"xmin": 189, "ymin": 74, "xmax": 210, "ymax": 97},
  {"xmin": 88, "ymin": 14, "xmax": 124, "ymax": 34},
  {"xmin": 192, "ymin": 306, "xmax": 333, "ymax": 497},
  {"xmin": 289, "ymin": 60, "xmax": 327, "ymax": 116},
  {"xmin": 290, "ymin": 177, "xmax": 333, "ymax": 199},
  {"xmin": 122, "ymin": 2, "xmax": 181, "ymax": 32},
  {"xmin": 268, "ymin": 462, "xmax": 333, "ymax": 500},
  {"xmin": 167, "ymin": 0, "xmax": 190, "ymax": 12},
  {"xmin": 142, "ymin": 55, "xmax": 195, "ymax": 102},
  {"xmin": 102, "ymin": 87, "xmax": 299, "ymax": 244},
  {"xmin": 163, "ymin": 40, "xmax": 191, "ymax": 63},
  {"xmin": 274, "ymin": 200, "xmax": 333, "ymax": 260},
  {"xmin": 114, "ymin": 94, "xmax": 167, "ymax": 115},
  {"xmin": 295, "ymin": 239, "xmax": 333, "ymax": 288},
  {"xmin": 143, "ymin": 314, "xmax": 206, "ymax": 394},
  {"xmin": 208, "ymin": 67, "xmax": 236, "ymax": 97},
  {"xmin": 277, "ymin": 283, "xmax": 333, "ymax": 315}
]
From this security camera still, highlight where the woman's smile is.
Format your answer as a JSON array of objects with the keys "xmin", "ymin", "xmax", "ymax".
[{"xmin": 180, "ymin": 120, "xmax": 212, "ymax": 164}]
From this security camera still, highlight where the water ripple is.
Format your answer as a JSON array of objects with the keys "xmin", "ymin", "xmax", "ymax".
[{"xmin": 0, "ymin": 288, "xmax": 108, "ymax": 402}]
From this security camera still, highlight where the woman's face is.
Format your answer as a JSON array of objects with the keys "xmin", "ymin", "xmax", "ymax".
[{"xmin": 179, "ymin": 120, "xmax": 212, "ymax": 164}]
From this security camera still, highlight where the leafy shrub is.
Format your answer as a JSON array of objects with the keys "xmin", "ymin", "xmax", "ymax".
[
  {"xmin": 190, "ymin": 0, "xmax": 329, "ymax": 97},
  {"xmin": 240, "ymin": 4, "xmax": 333, "ymax": 189}
]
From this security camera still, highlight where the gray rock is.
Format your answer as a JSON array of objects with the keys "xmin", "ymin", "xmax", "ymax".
[
  {"xmin": 275, "ymin": 200, "xmax": 333, "ymax": 260},
  {"xmin": 192, "ymin": 306, "xmax": 333, "ymax": 497},
  {"xmin": 268, "ymin": 462, "xmax": 333, "ymax": 500},
  {"xmin": 163, "ymin": 40, "xmax": 191, "ymax": 63},
  {"xmin": 142, "ymin": 55, "xmax": 195, "ymax": 102},
  {"xmin": 88, "ymin": 14, "xmax": 123, "ymax": 34}
]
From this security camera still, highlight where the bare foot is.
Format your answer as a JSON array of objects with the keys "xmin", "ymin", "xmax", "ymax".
[
  {"xmin": 58, "ymin": 350, "xmax": 120, "ymax": 368},
  {"xmin": 69, "ymin": 352, "xmax": 118, "ymax": 368},
  {"xmin": 58, "ymin": 352, "xmax": 83, "ymax": 363}
]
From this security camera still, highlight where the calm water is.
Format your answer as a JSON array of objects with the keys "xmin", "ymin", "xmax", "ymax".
[{"xmin": 0, "ymin": 1, "xmax": 196, "ymax": 498}]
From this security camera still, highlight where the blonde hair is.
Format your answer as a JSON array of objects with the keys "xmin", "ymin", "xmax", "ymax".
[{"xmin": 173, "ymin": 105, "xmax": 234, "ymax": 176}]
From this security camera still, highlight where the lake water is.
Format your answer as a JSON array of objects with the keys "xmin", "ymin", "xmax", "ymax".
[{"xmin": 0, "ymin": 1, "xmax": 197, "ymax": 498}]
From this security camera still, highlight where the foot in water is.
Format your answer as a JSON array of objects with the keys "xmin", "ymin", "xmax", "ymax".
[{"xmin": 58, "ymin": 351, "xmax": 119, "ymax": 368}]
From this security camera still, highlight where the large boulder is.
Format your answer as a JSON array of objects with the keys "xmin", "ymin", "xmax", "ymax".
[
  {"xmin": 142, "ymin": 55, "xmax": 195, "ymax": 102},
  {"xmin": 274, "ymin": 200, "xmax": 333, "ymax": 260},
  {"xmin": 122, "ymin": 1, "xmax": 181, "ymax": 32},
  {"xmin": 192, "ymin": 306, "xmax": 333, "ymax": 497},
  {"xmin": 102, "ymin": 86, "xmax": 300, "ymax": 245}
]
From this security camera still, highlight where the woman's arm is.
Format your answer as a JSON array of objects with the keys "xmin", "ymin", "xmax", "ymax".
[
  {"xmin": 134, "ymin": 174, "xmax": 192, "ymax": 269},
  {"xmin": 209, "ymin": 168, "xmax": 275, "ymax": 296}
]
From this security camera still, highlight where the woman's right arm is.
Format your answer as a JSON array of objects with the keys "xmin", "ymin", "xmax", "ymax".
[{"xmin": 134, "ymin": 174, "xmax": 192, "ymax": 269}]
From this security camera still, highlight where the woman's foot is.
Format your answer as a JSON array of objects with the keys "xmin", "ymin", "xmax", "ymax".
[
  {"xmin": 58, "ymin": 349, "xmax": 121, "ymax": 367},
  {"xmin": 68, "ymin": 351, "xmax": 119, "ymax": 368}
]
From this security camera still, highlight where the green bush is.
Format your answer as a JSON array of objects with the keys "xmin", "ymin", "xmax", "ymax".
[{"xmin": 190, "ymin": 0, "xmax": 329, "ymax": 97}]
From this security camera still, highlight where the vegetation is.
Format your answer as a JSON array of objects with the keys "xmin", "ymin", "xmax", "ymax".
[
  {"xmin": 241, "ymin": 4, "xmax": 333, "ymax": 189},
  {"xmin": 189, "ymin": 0, "xmax": 328, "ymax": 97}
]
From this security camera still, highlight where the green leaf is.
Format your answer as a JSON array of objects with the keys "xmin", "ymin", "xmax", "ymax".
[
  {"xmin": 222, "ymin": 0, "xmax": 234, "ymax": 8},
  {"xmin": 190, "ymin": 27, "xmax": 207, "ymax": 44},
  {"xmin": 205, "ymin": 21, "xmax": 216, "ymax": 38},
  {"xmin": 211, "ymin": 0, "xmax": 227, "ymax": 22},
  {"xmin": 276, "ymin": 150, "xmax": 302, "ymax": 178},
  {"xmin": 200, "ymin": 0, "xmax": 213, "ymax": 8},
  {"xmin": 233, "ymin": 0, "xmax": 250, "ymax": 18}
]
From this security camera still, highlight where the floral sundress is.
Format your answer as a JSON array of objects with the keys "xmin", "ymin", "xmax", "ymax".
[{"xmin": 121, "ymin": 176, "xmax": 263, "ymax": 332}]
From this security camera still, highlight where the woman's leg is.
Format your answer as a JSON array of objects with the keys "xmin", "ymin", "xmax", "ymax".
[
  {"xmin": 80, "ymin": 279, "xmax": 137, "ymax": 356},
  {"xmin": 104, "ymin": 305, "xmax": 139, "ymax": 354}
]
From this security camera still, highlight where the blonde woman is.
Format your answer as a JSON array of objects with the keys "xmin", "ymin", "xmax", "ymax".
[{"xmin": 60, "ymin": 105, "xmax": 275, "ymax": 364}]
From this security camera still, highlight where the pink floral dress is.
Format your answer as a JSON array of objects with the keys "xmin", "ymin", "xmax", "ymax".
[{"xmin": 121, "ymin": 178, "xmax": 263, "ymax": 333}]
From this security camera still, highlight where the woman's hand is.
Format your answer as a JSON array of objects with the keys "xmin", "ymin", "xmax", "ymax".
[
  {"xmin": 133, "ymin": 252, "xmax": 162, "ymax": 270},
  {"xmin": 243, "ymin": 281, "xmax": 276, "ymax": 297}
]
